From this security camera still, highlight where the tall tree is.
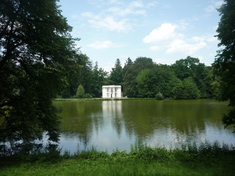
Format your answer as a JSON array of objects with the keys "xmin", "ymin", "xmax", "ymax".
[
  {"xmin": 75, "ymin": 54, "xmax": 93, "ymax": 96},
  {"xmin": 123, "ymin": 57, "xmax": 154, "ymax": 97},
  {"xmin": 110, "ymin": 58, "xmax": 123, "ymax": 85},
  {"xmin": 91, "ymin": 61, "xmax": 108, "ymax": 97},
  {"xmin": 60, "ymin": 53, "xmax": 89, "ymax": 98},
  {"xmin": 136, "ymin": 64, "xmax": 186, "ymax": 99},
  {"xmin": 172, "ymin": 56, "xmax": 210, "ymax": 98},
  {"xmin": 0, "ymin": 0, "xmax": 78, "ymax": 147},
  {"xmin": 182, "ymin": 77, "xmax": 200, "ymax": 99},
  {"xmin": 213, "ymin": 0, "xmax": 235, "ymax": 131},
  {"xmin": 123, "ymin": 57, "xmax": 133, "ymax": 75}
]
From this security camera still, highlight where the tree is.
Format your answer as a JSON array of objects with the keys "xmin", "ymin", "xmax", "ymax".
[
  {"xmin": 0, "ymin": 0, "xmax": 78, "ymax": 148},
  {"xmin": 172, "ymin": 56, "xmax": 210, "ymax": 98},
  {"xmin": 76, "ymin": 85, "xmax": 85, "ymax": 98},
  {"xmin": 123, "ymin": 57, "xmax": 133, "ymax": 78},
  {"xmin": 182, "ymin": 77, "xmax": 200, "ymax": 99},
  {"xmin": 60, "ymin": 53, "xmax": 90, "ymax": 98},
  {"xmin": 123, "ymin": 57, "xmax": 154, "ymax": 97},
  {"xmin": 136, "ymin": 64, "xmax": 184, "ymax": 99},
  {"xmin": 136, "ymin": 69, "xmax": 152, "ymax": 98},
  {"xmin": 213, "ymin": 0, "xmax": 235, "ymax": 131},
  {"xmin": 110, "ymin": 58, "xmax": 123, "ymax": 85},
  {"xmin": 91, "ymin": 61, "xmax": 108, "ymax": 97}
]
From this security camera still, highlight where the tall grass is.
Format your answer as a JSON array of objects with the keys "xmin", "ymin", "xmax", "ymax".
[{"xmin": 1, "ymin": 141, "xmax": 235, "ymax": 176}]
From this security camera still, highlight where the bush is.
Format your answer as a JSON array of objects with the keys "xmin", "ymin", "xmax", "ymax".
[
  {"xmin": 83, "ymin": 93, "xmax": 93, "ymax": 98},
  {"xmin": 156, "ymin": 92, "xmax": 164, "ymax": 100}
]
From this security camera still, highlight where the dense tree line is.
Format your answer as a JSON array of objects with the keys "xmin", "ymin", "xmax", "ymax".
[{"xmin": 61, "ymin": 56, "xmax": 217, "ymax": 100}]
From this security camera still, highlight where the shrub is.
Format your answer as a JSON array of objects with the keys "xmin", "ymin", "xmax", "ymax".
[{"xmin": 156, "ymin": 92, "xmax": 164, "ymax": 100}]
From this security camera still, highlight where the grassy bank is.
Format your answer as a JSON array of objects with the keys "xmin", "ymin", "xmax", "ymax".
[
  {"xmin": 1, "ymin": 142, "xmax": 235, "ymax": 176},
  {"xmin": 55, "ymin": 98, "xmax": 156, "ymax": 101}
]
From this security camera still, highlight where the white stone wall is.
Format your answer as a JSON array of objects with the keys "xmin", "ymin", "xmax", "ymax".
[{"xmin": 102, "ymin": 85, "xmax": 122, "ymax": 98}]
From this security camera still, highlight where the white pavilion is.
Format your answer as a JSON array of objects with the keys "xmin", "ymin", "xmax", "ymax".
[{"xmin": 102, "ymin": 85, "xmax": 122, "ymax": 98}]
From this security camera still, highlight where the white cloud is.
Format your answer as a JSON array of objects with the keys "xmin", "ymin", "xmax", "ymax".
[
  {"xmin": 88, "ymin": 41, "xmax": 123, "ymax": 49},
  {"xmin": 107, "ymin": 7, "xmax": 145, "ymax": 16},
  {"xmin": 192, "ymin": 36, "xmax": 205, "ymax": 42},
  {"xmin": 88, "ymin": 0, "xmax": 105, "ymax": 7},
  {"xmin": 107, "ymin": 0, "xmax": 151, "ymax": 16},
  {"xmin": 166, "ymin": 39, "xmax": 206, "ymax": 54},
  {"xmin": 143, "ymin": 23, "xmax": 180, "ymax": 43},
  {"xmin": 205, "ymin": 1, "xmax": 223, "ymax": 13},
  {"xmin": 194, "ymin": 34, "xmax": 218, "ymax": 43},
  {"xmin": 150, "ymin": 46, "xmax": 161, "ymax": 51},
  {"xmin": 108, "ymin": 0, "xmax": 123, "ymax": 5},
  {"xmin": 130, "ymin": 0, "xmax": 144, "ymax": 8},
  {"xmin": 143, "ymin": 23, "xmax": 207, "ymax": 55},
  {"xmin": 82, "ymin": 12, "xmax": 131, "ymax": 32},
  {"xmin": 206, "ymin": 36, "xmax": 217, "ymax": 42},
  {"xmin": 81, "ymin": 0, "xmax": 158, "ymax": 32},
  {"xmin": 146, "ymin": 1, "xmax": 158, "ymax": 8},
  {"xmin": 92, "ymin": 17, "xmax": 131, "ymax": 31},
  {"xmin": 81, "ymin": 12, "xmax": 97, "ymax": 18}
]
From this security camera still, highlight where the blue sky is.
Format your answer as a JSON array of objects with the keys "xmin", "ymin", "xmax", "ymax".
[{"xmin": 58, "ymin": 0, "xmax": 223, "ymax": 72}]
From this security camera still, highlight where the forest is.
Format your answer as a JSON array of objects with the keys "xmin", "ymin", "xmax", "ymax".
[{"xmin": 60, "ymin": 55, "xmax": 218, "ymax": 100}]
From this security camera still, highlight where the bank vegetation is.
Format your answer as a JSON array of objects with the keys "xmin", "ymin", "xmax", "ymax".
[{"xmin": 1, "ymin": 141, "xmax": 235, "ymax": 176}]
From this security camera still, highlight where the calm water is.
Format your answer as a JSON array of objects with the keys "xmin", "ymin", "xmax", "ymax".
[{"xmin": 54, "ymin": 99, "xmax": 235, "ymax": 153}]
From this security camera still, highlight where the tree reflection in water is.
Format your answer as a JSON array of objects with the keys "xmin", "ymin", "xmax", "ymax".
[{"xmin": 55, "ymin": 100, "xmax": 235, "ymax": 154}]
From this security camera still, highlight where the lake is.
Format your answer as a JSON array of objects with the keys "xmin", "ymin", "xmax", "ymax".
[{"xmin": 54, "ymin": 99, "xmax": 235, "ymax": 153}]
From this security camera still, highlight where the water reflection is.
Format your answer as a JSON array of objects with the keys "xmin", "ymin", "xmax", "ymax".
[
  {"xmin": 102, "ymin": 101, "xmax": 123, "ymax": 138},
  {"xmin": 54, "ymin": 100, "xmax": 235, "ymax": 153}
]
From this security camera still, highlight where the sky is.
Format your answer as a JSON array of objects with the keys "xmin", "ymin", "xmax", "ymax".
[{"xmin": 58, "ymin": 0, "xmax": 224, "ymax": 72}]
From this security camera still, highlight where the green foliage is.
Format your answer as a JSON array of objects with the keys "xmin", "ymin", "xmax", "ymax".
[
  {"xmin": 182, "ymin": 77, "xmax": 200, "ymax": 99},
  {"xmin": 0, "ymin": 0, "xmax": 78, "ymax": 146},
  {"xmin": 91, "ymin": 62, "xmax": 108, "ymax": 97},
  {"xmin": 123, "ymin": 57, "xmax": 154, "ymax": 97},
  {"xmin": 213, "ymin": 0, "xmax": 235, "ymax": 131},
  {"xmin": 76, "ymin": 85, "xmax": 85, "ymax": 98},
  {"xmin": 155, "ymin": 92, "xmax": 164, "ymax": 100},
  {"xmin": 136, "ymin": 66, "xmax": 172, "ymax": 99},
  {"xmin": 59, "ymin": 54, "xmax": 94, "ymax": 98},
  {"xmin": 120, "ymin": 56, "xmax": 211, "ymax": 99},
  {"xmin": 171, "ymin": 56, "xmax": 211, "ymax": 98},
  {"xmin": 1, "ymin": 141, "xmax": 235, "ymax": 176},
  {"xmin": 136, "ymin": 69, "xmax": 152, "ymax": 97},
  {"xmin": 109, "ymin": 59, "xmax": 123, "ymax": 85}
]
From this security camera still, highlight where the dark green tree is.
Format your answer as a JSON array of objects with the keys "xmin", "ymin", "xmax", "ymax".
[
  {"xmin": 136, "ymin": 69, "xmax": 152, "ymax": 98},
  {"xmin": 122, "ymin": 57, "xmax": 133, "ymax": 78},
  {"xmin": 172, "ymin": 56, "xmax": 210, "ymax": 98},
  {"xmin": 123, "ymin": 57, "xmax": 154, "ymax": 97},
  {"xmin": 182, "ymin": 77, "xmax": 200, "ymax": 99},
  {"xmin": 136, "ymin": 64, "xmax": 182, "ymax": 99},
  {"xmin": 74, "ymin": 54, "xmax": 93, "ymax": 97},
  {"xmin": 171, "ymin": 57, "xmax": 193, "ymax": 80},
  {"xmin": 171, "ymin": 77, "xmax": 184, "ymax": 99},
  {"xmin": 91, "ymin": 61, "xmax": 108, "ymax": 97},
  {"xmin": 213, "ymin": 0, "xmax": 235, "ymax": 131},
  {"xmin": 110, "ymin": 58, "xmax": 123, "ymax": 85},
  {"xmin": 0, "ymin": 0, "xmax": 78, "ymax": 146},
  {"xmin": 60, "ymin": 53, "xmax": 89, "ymax": 98}
]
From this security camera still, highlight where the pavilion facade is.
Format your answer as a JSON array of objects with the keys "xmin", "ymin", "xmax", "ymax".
[{"xmin": 102, "ymin": 85, "xmax": 122, "ymax": 98}]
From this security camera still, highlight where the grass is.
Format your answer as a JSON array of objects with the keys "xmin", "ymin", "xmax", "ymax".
[
  {"xmin": 54, "ymin": 98, "xmax": 156, "ymax": 101},
  {"xmin": 1, "ymin": 142, "xmax": 235, "ymax": 176}
]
